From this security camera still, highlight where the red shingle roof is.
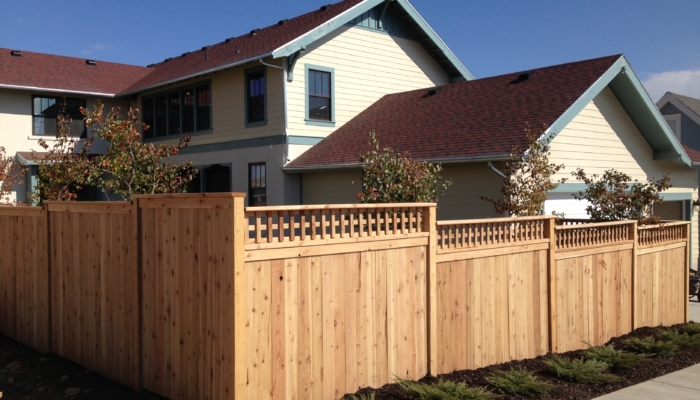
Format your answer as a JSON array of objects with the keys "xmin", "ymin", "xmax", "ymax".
[
  {"xmin": 0, "ymin": 48, "xmax": 150, "ymax": 95},
  {"xmin": 288, "ymin": 55, "xmax": 622, "ymax": 169},
  {"xmin": 120, "ymin": 0, "xmax": 364, "ymax": 94},
  {"xmin": 682, "ymin": 144, "xmax": 700, "ymax": 164}
]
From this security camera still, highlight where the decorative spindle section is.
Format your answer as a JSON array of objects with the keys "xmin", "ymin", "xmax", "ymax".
[
  {"xmin": 436, "ymin": 216, "xmax": 548, "ymax": 250},
  {"xmin": 638, "ymin": 222, "xmax": 687, "ymax": 247},
  {"xmin": 555, "ymin": 220, "xmax": 634, "ymax": 250},
  {"xmin": 245, "ymin": 203, "xmax": 433, "ymax": 244}
]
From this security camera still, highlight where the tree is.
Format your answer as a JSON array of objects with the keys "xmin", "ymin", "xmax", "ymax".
[
  {"xmin": 357, "ymin": 130, "xmax": 451, "ymax": 203},
  {"xmin": 571, "ymin": 168, "xmax": 671, "ymax": 225},
  {"xmin": 0, "ymin": 146, "xmax": 24, "ymax": 205},
  {"xmin": 481, "ymin": 124, "xmax": 566, "ymax": 216}
]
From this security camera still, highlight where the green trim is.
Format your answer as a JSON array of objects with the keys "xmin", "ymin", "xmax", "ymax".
[
  {"xmin": 305, "ymin": 64, "xmax": 336, "ymax": 125},
  {"xmin": 244, "ymin": 65, "xmax": 268, "ymax": 128},
  {"xmin": 548, "ymin": 183, "xmax": 588, "ymax": 193},
  {"xmin": 271, "ymin": 0, "xmax": 473, "ymax": 81},
  {"xmin": 659, "ymin": 192, "xmax": 693, "ymax": 201},
  {"xmin": 543, "ymin": 56, "xmax": 691, "ymax": 167},
  {"xmin": 288, "ymin": 136, "xmax": 324, "ymax": 145},
  {"xmin": 179, "ymin": 135, "xmax": 286, "ymax": 155}
]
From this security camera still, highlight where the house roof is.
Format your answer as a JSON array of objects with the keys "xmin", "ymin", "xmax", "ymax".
[
  {"xmin": 288, "ymin": 55, "xmax": 622, "ymax": 169},
  {"xmin": 657, "ymin": 92, "xmax": 700, "ymax": 133},
  {"xmin": 665, "ymin": 92, "xmax": 700, "ymax": 117},
  {"xmin": 288, "ymin": 54, "xmax": 693, "ymax": 170},
  {"xmin": 682, "ymin": 144, "xmax": 700, "ymax": 166},
  {"xmin": 0, "ymin": 48, "xmax": 150, "ymax": 96}
]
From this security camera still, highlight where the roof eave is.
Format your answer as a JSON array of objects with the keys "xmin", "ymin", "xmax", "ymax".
[
  {"xmin": 0, "ymin": 84, "xmax": 117, "ymax": 98},
  {"xmin": 283, "ymin": 154, "xmax": 512, "ymax": 173}
]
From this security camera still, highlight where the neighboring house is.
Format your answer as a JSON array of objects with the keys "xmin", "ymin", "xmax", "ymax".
[
  {"xmin": 286, "ymin": 55, "xmax": 700, "ymax": 267},
  {"xmin": 0, "ymin": 49, "xmax": 150, "ymax": 202},
  {"xmin": 657, "ymin": 92, "xmax": 700, "ymax": 179}
]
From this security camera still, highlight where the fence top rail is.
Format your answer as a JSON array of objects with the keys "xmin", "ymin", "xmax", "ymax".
[
  {"xmin": 437, "ymin": 215, "xmax": 554, "ymax": 226},
  {"xmin": 638, "ymin": 221, "xmax": 690, "ymax": 230},
  {"xmin": 246, "ymin": 203, "xmax": 436, "ymax": 212},
  {"xmin": 555, "ymin": 220, "xmax": 635, "ymax": 230},
  {"xmin": 132, "ymin": 193, "xmax": 245, "ymax": 199}
]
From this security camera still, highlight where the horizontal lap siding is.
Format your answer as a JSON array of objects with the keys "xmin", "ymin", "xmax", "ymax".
[
  {"xmin": 0, "ymin": 209, "xmax": 50, "ymax": 352},
  {"xmin": 302, "ymin": 170, "xmax": 362, "ymax": 205},
  {"xmin": 245, "ymin": 244, "xmax": 427, "ymax": 400}
]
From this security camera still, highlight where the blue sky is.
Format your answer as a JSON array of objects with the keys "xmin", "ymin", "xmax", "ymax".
[{"xmin": 1, "ymin": 0, "xmax": 699, "ymax": 100}]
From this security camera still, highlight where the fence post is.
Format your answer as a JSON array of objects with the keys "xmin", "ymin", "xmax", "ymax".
[
  {"xmin": 233, "ymin": 195, "xmax": 247, "ymax": 399},
  {"xmin": 424, "ymin": 205, "xmax": 438, "ymax": 376},
  {"xmin": 545, "ymin": 217, "xmax": 557, "ymax": 353},
  {"xmin": 631, "ymin": 221, "xmax": 638, "ymax": 330},
  {"xmin": 685, "ymin": 222, "xmax": 691, "ymax": 323}
]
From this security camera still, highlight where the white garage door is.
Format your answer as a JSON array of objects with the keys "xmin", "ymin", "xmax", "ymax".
[{"xmin": 544, "ymin": 193, "xmax": 591, "ymax": 219}]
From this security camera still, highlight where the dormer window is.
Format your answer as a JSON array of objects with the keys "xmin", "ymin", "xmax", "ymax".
[{"xmin": 664, "ymin": 114, "xmax": 682, "ymax": 141}]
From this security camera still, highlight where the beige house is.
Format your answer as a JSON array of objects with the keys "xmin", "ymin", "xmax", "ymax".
[{"xmin": 286, "ymin": 55, "xmax": 700, "ymax": 267}]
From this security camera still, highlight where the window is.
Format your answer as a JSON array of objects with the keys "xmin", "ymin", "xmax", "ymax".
[
  {"xmin": 305, "ymin": 65, "xmax": 335, "ymax": 126},
  {"xmin": 663, "ymin": 114, "xmax": 682, "ymax": 141},
  {"xmin": 204, "ymin": 164, "xmax": 231, "ymax": 192},
  {"xmin": 249, "ymin": 163, "xmax": 266, "ymax": 206},
  {"xmin": 141, "ymin": 82, "xmax": 211, "ymax": 139},
  {"xmin": 32, "ymin": 96, "xmax": 86, "ymax": 137},
  {"xmin": 246, "ymin": 68, "xmax": 266, "ymax": 124}
]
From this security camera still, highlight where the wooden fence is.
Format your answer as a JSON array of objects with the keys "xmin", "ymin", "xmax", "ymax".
[{"xmin": 0, "ymin": 196, "xmax": 691, "ymax": 400}]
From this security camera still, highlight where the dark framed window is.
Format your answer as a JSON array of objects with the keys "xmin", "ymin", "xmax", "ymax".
[
  {"xmin": 32, "ymin": 96, "xmax": 86, "ymax": 137},
  {"xmin": 308, "ymin": 70, "xmax": 331, "ymax": 121},
  {"xmin": 249, "ymin": 163, "xmax": 266, "ymax": 206},
  {"xmin": 246, "ymin": 69, "xmax": 266, "ymax": 124},
  {"xmin": 141, "ymin": 81, "xmax": 211, "ymax": 139},
  {"xmin": 204, "ymin": 164, "xmax": 230, "ymax": 192}
]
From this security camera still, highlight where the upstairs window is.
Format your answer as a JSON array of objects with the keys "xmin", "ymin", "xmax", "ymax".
[
  {"xmin": 663, "ymin": 114, "xmax": 682, "ymax": 141},
  {"xmin": 32, "ymin": 96, "xmax": 86, "ymax": 137},
  {"xmin": 308, "ymin": 69, "xmax": 332, "ymax": 122},
  {"xmin": 246, "ymin": 68, "xmax": 266, "ymax": 125},
  {"xmin": 141, "ymin": 82, "xmax": 211, "ymax": 139},
  {"xmin": 249, "ymin": 163, "xmax": 266, "ymax": 206}
]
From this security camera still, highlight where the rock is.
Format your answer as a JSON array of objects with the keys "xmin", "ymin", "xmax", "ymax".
[
  {"xmin": 65, "ymin": 387, "xmax": 81, "ymax": 396},
  {"xmin": 5, "ymin": 361, "xmax": 21, "ymax": 371},
  {"xmin": 60, "ymin": 375, "xmax": 70, "ymax": 383}
]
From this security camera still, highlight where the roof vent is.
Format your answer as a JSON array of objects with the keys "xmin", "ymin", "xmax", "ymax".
[
  {"xmin": 427, "ymin": 87, "xmax": 441, "ymax": 96},
  {"xmin": 278, "ymin": 19, "xmax": 289, "ymax": 26},
  {"xmin": 225, "ymin": 37, "xmax": 234, "ymax": 43},
  {"xmin": 146, "ymin": 63, "xmax": 155, "ymax": 68},
  {"xmin": 10, "ymin": 50, "xmax": 21, "ymax": 57},
  {"xmin": 163, "ymin": 57, "xmax": 173, "ymax": 63},
  {"xmin": 85, "ymin": 59, "xmax": 97, "ymax": 66},
  {"xmin": 510, "ymin": 70, "xmax": 533, "ymax": 84},
  {"xmin": 181, "ymin": 51, "xmax": 190, "ymax": 57},
  {"xmin": 320, "ymin": 4, "xmax": 332, "ymax": 11},
  {"xmin": 201, "ymin": 45, "xmax": 211, "ymax": 51},
  {"xmin": 250, "ymin": 28, "xmax": 260, "ymax": 36}
]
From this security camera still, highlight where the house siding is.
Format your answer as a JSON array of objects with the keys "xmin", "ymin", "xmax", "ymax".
[
  {"xmin": 286, "ymin": 25, "xmax": 449, "ymax": 141},
  {"xmin": 301, "ymin": 170, "xmax": 362, "ymax": 205},
  {"xmin": 549, "ymin": 86, "xmax": 699, "ymax": 265},
  {"xmin": 660, "ymin": 102, "xmax": 700, "ymax": 151}
]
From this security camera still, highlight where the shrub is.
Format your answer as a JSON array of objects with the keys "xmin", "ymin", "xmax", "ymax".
[
  {"xmin": 682, "ymin": 322, "xmax": 700, "ymax": 335},
  {"xmin": 486, "ymin": 367, "xmax": 554, "ymax": 397},
  {"xmin": 397, "ymin": 379, "xmax": 495, "ymax": 400},
  {"xmin": 624, "ymin": 336, "xmax": 677, "ymax": 357},
  {"xmin": 583, "ymin": 344, "xmax": 644, "ymax": 370},
  {"xmin": 658, "ymin": 330, "xmax": 700, "ymax": 348},
  {"xmin": 346, "ymin": 394, "xmax": 375, "ymax": 400},
  {"xmin": 544, "ymin": 355, "xmax": 618, "ymax": 384}
]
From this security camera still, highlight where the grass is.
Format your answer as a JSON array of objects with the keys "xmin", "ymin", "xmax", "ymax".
[
  {"xmin": 486, "ymin": 367, "xmax": 554, "ymax": 397},
  {"xmin": 624, "ymin": 336, "xmax": 677, "ymax": 357},
  {"xmin": 583, "ymin": 344, "xmax": 644, "ymax": 370},
  {"xmin": 544, "ymin": 354, "xmax": 619, "ymax": 384},
  {"xmin": 658, "ymin": 330, "xmax": 700, "ymax": 348},
  {"xmin": 397, "ymin": 379, "xmax": 495, "ymax": 400}
]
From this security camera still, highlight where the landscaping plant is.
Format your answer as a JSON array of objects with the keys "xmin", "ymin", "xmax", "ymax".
[
  {"xmin": 397, "ymin": 379, "xmax": 495, "ymax": 400},
  {"xmin": 357, "ymin": 130, "xmax": 451, "ymax": 203},
  {"xmin": 658, "ymin": 330, "xmax": 700, "ymax": 348},
  {"xmin": 571, "ymin": 168, "xmax": 671, "ymax": 225},
  {"xmin": 682, "ymin": 322, "xmax": 700, "ymax": 335},
  {"xmin": 481, "ymin": 123, "xmax": 566, "ymax": 216},
  {"xmin": 583, "ymin": 344, "xmax": 644, "ymax": 370},
  {"xmin": 624, "ymin": 336, "xmax": 677, "ymax": 357},
  {"xmin": 544, "ymin": 354, "xmax": 618, "ymax": 384},
  {"xmin": 486, "ymin": 367, "xmax": 554, "ymax": 397},
  {"xmin": 0, "ymin": 146, "xmax": 24, "ymax": 205}
]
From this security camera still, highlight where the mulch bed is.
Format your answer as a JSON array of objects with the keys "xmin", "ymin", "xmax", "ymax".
[
  {"xmin": 346, "ymin": 324, "xmax": 700, "ymax": 399},
  {"xmin": 0, "ymin": 334, "xmax": 166, "ymax": 400}
]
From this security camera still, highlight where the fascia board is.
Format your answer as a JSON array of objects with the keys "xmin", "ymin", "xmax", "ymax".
[{"xmin": 0, "ymin": 84, "xmax": 116, "ymax": 98}]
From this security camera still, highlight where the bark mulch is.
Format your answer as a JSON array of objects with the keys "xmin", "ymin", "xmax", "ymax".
[{"xmin": 346, "ymin": 323, "xmax": 700, "ymax": 400}]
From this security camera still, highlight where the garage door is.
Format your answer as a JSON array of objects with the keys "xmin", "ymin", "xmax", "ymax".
[{"xmin": 544, "ymin": 193, "xmax": 591, "ymax": 219}]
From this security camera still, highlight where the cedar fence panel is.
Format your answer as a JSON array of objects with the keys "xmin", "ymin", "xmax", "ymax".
[
  {"xmin": 47, "ymin": 202, "xmax": 140, "ymax": 390},
  {"xmin": 0, "ymin": 207, "xmax": 50, "ymax": 353}
]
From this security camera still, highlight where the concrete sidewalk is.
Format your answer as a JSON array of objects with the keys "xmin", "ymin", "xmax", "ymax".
[{"xmin": 594, "ymin": 363, "xmax": 700, "ymax": 399}]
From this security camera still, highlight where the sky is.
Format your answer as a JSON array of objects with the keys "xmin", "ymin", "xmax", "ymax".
[{"xmin": 1, "ymin": 0, "xmax": 699, "ymax": 101}]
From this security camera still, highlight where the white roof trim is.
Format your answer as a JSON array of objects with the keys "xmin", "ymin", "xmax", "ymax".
[{"xmin": 0, "ymin": 84, "xmax": 116, "ymax": 97}]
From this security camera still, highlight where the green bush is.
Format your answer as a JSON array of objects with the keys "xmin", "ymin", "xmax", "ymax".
[
  {"xmin": 624, "ymin": 336, "xmax": 677, "ymax": 357},
  {"xmin": 584, "ymin": 344, "xmax": 644, "ymax": 370},
  {"xmin": 544, "ymin": 355, "xmax": 618, "ymax": 384},
  {"xmin": 486, "ymin": 367, "xmax": 554, "ymax": 397},
  {"xmin": 658, "ymin": 330, "xmax": 700, "ymax": 348},
  {"xmin": 346, "ymin": 394, "xmax": 375, "ymax": 400},
  {"xmin": 397, "ymin": 379, "xmax": 495, "ymax": 400},
  {"xmin": 683, "ymin": 322, "xmax": 700, "ymax": 335}
]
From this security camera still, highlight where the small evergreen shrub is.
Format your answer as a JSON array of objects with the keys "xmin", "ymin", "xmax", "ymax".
[
  {"xmin": 683, "ymin": 322, "xmax": 700, "ymax": 335},
  {"xmin": 544, "ymin": 355, "xmax": 618, "ymax": 384},
  {"xmin": 624, "ymin": 336, "xmax": 677, "ymax": 357},
  {"xmin": 658, "ymin": 330, "xmax": 700, "ymax": 348},
  {"xmin": 584, "ymin": 344, "xmax": 644, "ymax": 370},
  {"xmin": 486, "ymin": 367, "xmax": 554, "ymax": 397},
  {"xmin": 397, "ymin": 379, "xmax": 495, "ymax": 400}
]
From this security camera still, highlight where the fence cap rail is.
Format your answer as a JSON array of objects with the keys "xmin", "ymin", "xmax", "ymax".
[
  {"xmin": 638, "ymin": 221, "xmax": 690, "ymax": 230},
  {"xmin": 132, "ymin": 193, "xmax": 246, "ymax": 200},
  {"xmin": 555, "ymin": 220, "xmax": 636, "ymax": 230},
  {"xmin": 437, "ymin": 215, "xmax": 554, "ymax": 226},
  {"xmin": 246, "ymin": 203, "xmax": 436, "ymax": 212}
]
